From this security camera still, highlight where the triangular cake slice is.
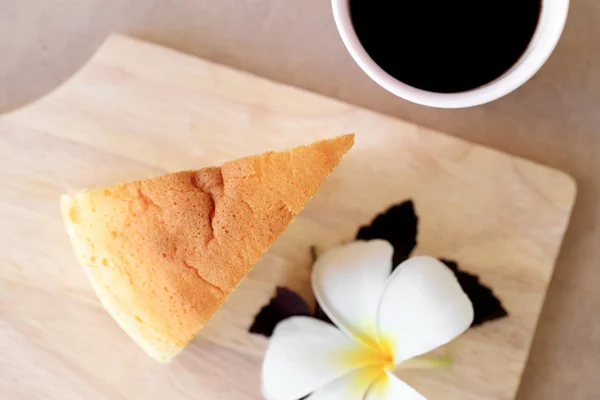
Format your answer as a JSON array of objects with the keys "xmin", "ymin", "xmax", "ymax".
[{"xmin": 61, "ymin": 134, "xmax": 354, "ymax": 362}]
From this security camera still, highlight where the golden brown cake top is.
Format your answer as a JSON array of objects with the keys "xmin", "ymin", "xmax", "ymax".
[{"xmin": 61, "ymin": 134, "xmax": 354, "ymax": 361}]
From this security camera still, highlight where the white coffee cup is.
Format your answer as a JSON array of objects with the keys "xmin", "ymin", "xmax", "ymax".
[{"xmin": 331, "ymin": 0, "xmax": 570, "ymax": 108}]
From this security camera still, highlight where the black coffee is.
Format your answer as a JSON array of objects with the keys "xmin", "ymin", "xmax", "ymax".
[{"xmin": 350, "ymin": 0, "xmax": 541, "ymax": 93}]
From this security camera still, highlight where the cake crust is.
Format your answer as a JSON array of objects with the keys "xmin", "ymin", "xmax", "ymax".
[{"xmin": 61, "ymin": 134, "xmax": 354, "ymax": 361}]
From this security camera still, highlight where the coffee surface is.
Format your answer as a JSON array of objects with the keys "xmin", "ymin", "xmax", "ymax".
[{"xmin": 350, "ymin": 0, "xmax": 542, "ymax": 93}]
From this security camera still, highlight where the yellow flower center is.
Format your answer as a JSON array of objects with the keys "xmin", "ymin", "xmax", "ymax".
[
  {"xmin": 332, "ymin": 332, "xmax": 451, "ymax": 397},
  {"xmin": 334, "ymin": 334, "xmax": 394, "ymax": 375}
]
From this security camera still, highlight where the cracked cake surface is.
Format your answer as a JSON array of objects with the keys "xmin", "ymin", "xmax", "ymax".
[{"xmin": 60, "ymin": 134, "xmax": 354, "ymax": 361}]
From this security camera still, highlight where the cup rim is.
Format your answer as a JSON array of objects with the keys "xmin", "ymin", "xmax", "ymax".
[{"xmin": 332, "ymin": 0, "xmax": 570, "ymax": 108}]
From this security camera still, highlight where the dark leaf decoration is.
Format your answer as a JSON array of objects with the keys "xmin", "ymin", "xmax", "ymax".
[
  {"xmin": 249, "ymin": 200, "xmax": 509, "ymax": 338},
  {"xmin": 249, "ymin": 287, "xmax": 311, "ymax": 337},
  {"xmin": 356, "ymin": 200, "xmax": 418, "ymax": 268},
  {"xmin": 440, "ymin": 259, "xmax": 509, "ymax": 326}
]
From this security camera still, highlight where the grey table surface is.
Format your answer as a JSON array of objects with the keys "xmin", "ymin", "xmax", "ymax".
[{"xmin": 2, "ymin": 1, "xmax": 599, "ymax": 398}]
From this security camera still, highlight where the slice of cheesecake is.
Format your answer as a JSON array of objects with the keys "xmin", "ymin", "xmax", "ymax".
[{"xmin": 61, "ymin": 134, "xmax": 354, "ymax": 362}]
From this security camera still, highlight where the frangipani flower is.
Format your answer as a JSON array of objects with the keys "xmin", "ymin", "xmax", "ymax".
[{"xmin": 261, "ymin": 240, "xmax": 474, "ymax": 400}]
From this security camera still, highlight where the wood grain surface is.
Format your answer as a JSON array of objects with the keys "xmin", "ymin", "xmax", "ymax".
[{"xmin": 0, "ymin": 35, "xmax": 575, "ymax": 400}]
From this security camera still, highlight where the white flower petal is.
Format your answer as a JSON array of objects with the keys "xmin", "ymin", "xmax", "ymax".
[
  {"xmin": 376, "ymin": 256, "xmax": 474, "ymax": 364},
  {"xmin": 365, "ymin": 372, "xmax": 426, "ymax": 400},
  {"xmin": 312, "ymin": 240, "xmax": 393, "ymax": 349},
  {"xmin": 306, "ymin": 367, "xmax": 383, "ymax": 400},
  {"xmin": 262, "ymin": 316, "xmax": 383, "ymax": 400}
]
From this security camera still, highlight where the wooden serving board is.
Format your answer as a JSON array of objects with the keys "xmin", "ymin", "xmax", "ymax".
[{"xmin": 0, "ymin": 35, "xmax": 575, "ymax": 400}]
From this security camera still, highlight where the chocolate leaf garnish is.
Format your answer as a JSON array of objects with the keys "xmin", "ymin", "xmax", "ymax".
[
  {"xmin": 356, "ymin": 200, "xmax": 418, "ymax": 268},
  {"xmin": 249, "ymin": 287, "xmax": 311, "ymax": 337},
  {"xmin": 440, "ymin": 259, "xmax": 508, "ymax": 327},
  {"xmin": 251, "ymin": 202, "xmax": 508, "ymax": 339}
]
